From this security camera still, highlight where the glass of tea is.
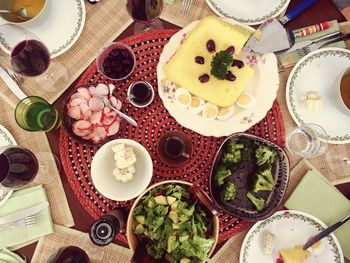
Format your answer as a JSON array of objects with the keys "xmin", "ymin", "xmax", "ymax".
[
  {"xmin": 47, "ymin": 246, "xmax": 90, "ymax": 263},
  {"xmin": 96, "ymin": 42, "xmax": 136, "ymax": 81},
  {"xmin": 125, "ymin": 0, "xmax": 164, "ymax": 33},
  {"xmin": 0, "ymin": 145, "xmax": 39, "ymax": 190},
  {"xmin": 15, "ymin": 96, "xmax": 61, "ymax": 132},
  {"xmin": 127, "ymin": 81, "xmax": 155, "ymax": 108}
]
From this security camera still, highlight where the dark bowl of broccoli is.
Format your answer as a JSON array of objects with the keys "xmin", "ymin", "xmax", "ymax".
[{"xmin": 209, "ymin": 133, "xmax": 290, "ymax": 221}]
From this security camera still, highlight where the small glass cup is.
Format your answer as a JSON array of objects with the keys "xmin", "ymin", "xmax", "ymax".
[
  {"xmin": 15, "ymin": 96, "xmax": 61, "ymax": 132},
  {"xmin": 286, "ymin": 123, "xmax": 328, "ymax": 158},
  {"xmin": 127, "ymin": 81, "xmax": 155, "ymax": 108}
]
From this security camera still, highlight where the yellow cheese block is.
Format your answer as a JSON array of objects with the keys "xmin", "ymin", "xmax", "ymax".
[
  {"xmin": 163, "ymin": 16, "xmax": 254, "ymax": 107},
  {"xmin": 279, "ymin": 246, "xmax": 311, "ymax": 263}
]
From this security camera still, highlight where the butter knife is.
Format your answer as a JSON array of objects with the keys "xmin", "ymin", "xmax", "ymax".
[
  {"xmin": 0, "ymin": 201, "xmax": 49, "ymax": 225},
  {"xmin": 0, "ymin": 66, "xmax": 27, "ymax": 100},
  {"xmin": 303, "ymin": 213, "xmax": 350, "ymax": 250}
]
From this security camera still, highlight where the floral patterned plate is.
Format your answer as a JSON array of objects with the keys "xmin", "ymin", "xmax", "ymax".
[
  {"xmin": 0, "ymin": 124, "xmax": 16, "ymax": 207},
  {"xmin": 240, "ymin": 210, "xmax": 344, "ymax": 263},
  {"xmin": 286, "ymin": 47, "xmax": 350, "ymax": 144},
  {"xmin": 157, "ymin": 18, "xmax": 279, "ymax": 137},
  {"xmin": 0, "ymin": 0, "xmax": 85, "ymax": 58},
  {"xmin": 206, "ymin": 0, "xmax": 290, "ymax": 26}
]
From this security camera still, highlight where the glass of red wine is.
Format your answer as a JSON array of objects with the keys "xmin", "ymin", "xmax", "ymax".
[
  {"xmin": 0, "ymin": 145, "xmax": 39, "ymax": 190},
  {"xmin": 126, "ymin": 0, "xmax": 164, "ymax": 33}
]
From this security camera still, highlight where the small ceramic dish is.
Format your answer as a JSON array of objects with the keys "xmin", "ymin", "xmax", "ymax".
[{"xmin": 0, "ymin": 0, "xmax": 47, "ymax": 24}]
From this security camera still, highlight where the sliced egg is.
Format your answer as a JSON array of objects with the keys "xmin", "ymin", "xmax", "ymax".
[
  {"xmin": 189, "ymin": 96, "xmax": 204, "ymax": 114},
  {"xmin": 236, "ymin": 92, "xmax": 256, "ymax": 109},
  {"xmin": 202, "ymin": 103, "xmax": 218, "ymax": 120},
  {"xmin": 175, "ymin": 87, "xmax": 192, "ymax": 108},
  {"xmin": 217, "ymin": 106, "xmax": 235, "ymax": 120}
]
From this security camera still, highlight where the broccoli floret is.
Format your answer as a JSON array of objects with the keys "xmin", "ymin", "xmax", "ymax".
[
  {"xmin": 253, "ymin": 169, "xmax": 275, "ymax": 193},
  {"xmin": 220, "ymin": 182, "xmax": 236, "ymax": 201},
  {"xmin": 227, "ymin": 140, "xmax": 244, "ymax": 153},
  {"xmin": 214, "ymin": 165, "xmax": 231, "ymax": 186},
  {"xmin": 247, "ymin": 192, "xmax": 266, "ymax": 211},
  {"xmin": 255, "ymin": 146, "xmax": 277, "ymax": 166},
  {"xmin": 222, "ymin": 152, "xmax": 241, "ymax": 166}
]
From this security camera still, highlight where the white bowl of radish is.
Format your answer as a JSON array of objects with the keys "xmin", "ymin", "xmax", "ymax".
[{"xmin": 62, "ymin": 83, "xmax": 123, "ymax": 145}]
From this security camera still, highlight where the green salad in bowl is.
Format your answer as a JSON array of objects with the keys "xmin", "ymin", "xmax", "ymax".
[{"xmin": 127, "ymin": 181, "xmax": 219, "ymax": 263}]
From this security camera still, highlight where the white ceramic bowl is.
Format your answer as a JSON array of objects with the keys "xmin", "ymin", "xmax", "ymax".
[
  {"xmin": 91, "ymin": 139, "xmax": 153, "ymax": 201},
  {"xmin": 334, "ymin": 67, "xmax": 350, "ymax": 116}
]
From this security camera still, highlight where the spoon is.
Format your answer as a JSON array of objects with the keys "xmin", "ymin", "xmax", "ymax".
[
  {"xmin": 94, "ymin": 95, "xmax": 138, "ymax": 127},
  {"xmin": 0, "ymin": 8, "xmax": 29, "ymax": 21}
]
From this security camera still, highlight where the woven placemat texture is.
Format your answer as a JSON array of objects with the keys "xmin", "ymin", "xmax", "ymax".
[
  {"xmin": 0, "ymin": 97, "xmax": 74, "ymax": 230},
  {"xmin": 0, "ymin": 0, "xmax": 133, "ymax": 107},
  {"xmin": 209, "ymin": 158, "xmax": 334, "ymax": 263},
  {"xmin": 31, "ymin": 225, "xmax": 132, "ymax": 263}
]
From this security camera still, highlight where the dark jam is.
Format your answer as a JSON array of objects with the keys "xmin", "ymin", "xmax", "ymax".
[
  {"xmin": 130, "ymin": 82, "xmax": 152, "ymax": 105},
  {"xmin": 164, "ymin": 136, "xmax": 185, "ymax": 158},
  {"xmin": 101, "ymin": 47, "xmax": 134, "ymax": 80},
  {"xmin": 11, "ymin": 39, "xmax": 50, "ymax": 76},
  {"xmin": 0, "ymin": 147, "xmax": 38, "ymax": 189}
]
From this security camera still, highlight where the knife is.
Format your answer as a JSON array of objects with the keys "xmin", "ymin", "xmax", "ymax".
[
  {"xmin": 245, "ymin": 0, "xmax": 318, "ymax": 54},
  {"xmin": 0, "ymin": 66, "xmax": 27, "ymax": 100},
  {"xmin": 303, "ymin": 213, "xmax": 350, "ymax": 250},
  {"xmin": 0, "ymin": 201, "xmax": 49, "ymax": 225}
]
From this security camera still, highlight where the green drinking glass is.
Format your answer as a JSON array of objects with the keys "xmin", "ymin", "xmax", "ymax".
[{"xmin": 15, "ymin": 96, "xmax": 61, "ymax": 132}]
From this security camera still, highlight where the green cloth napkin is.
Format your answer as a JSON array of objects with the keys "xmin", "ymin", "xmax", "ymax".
[
  {"xmin": 0, "ymin": 185, "xmax": 54, "ymax": 250},
  {"xmin": 0, "ymin": 248, "xmax": 25, "ymax": 263},
  {"xmin": 284, "ymin": 168, "xmax": 350, "ymax": 260}
]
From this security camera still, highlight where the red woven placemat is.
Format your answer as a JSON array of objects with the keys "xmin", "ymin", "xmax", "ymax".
[{"xmin": 59, "ymin": 29, "xmax": 285, "ymax": 245}]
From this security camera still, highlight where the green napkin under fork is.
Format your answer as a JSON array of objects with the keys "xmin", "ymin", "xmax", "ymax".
[
  {"xmin": 0, "ymin": 185, "xmax": 54, "ymax": 250},
  {"xmin": 284, "ymin": 168, "xmax": 350, "ymax": 260}
]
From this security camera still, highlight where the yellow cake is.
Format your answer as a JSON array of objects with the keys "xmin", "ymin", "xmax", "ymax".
[
  {"xmin": 163, "ymin": 16, "xmax": 254, "ymax": 107},
  {"xmin": 279, "ymin": 245, "xmax": 311, "ymax": 263}
]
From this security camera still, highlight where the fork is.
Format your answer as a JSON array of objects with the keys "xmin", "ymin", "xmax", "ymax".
[
  {"xmin": 180, "ymin": 0, "xmax": 193, "ymax": 14},
  {"xmin": 94, "ymin": 95, "xmax": 138, "ymax": 127},
  {"xmin": 297, "ymin": 33, "xmax": 350, "ymax": 57},
  {"xmin": 0, "ymin": 215, "xmax": 37, "ymax": 231}
]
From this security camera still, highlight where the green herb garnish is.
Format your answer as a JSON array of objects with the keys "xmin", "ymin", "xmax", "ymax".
[{"xmin": 210, "ymin": 51, "xmax": 233, "ymax": 80}]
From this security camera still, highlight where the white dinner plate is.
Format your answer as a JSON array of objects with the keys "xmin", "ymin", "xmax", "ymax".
[
  {"xmin": 206, "ymin": 0, "xmax": 290, "ymax": 25},
  {"xmin": 286, "ymin": 47, "xmax": 350, "ymax": 144},
  {"xmin": 0, "ymin": 0, "xmax": 85, "ymax": 58},
  {"xmin": 157, "ymin": 18, "xmax": 279, "ymax": 137},
  {"xmin": 0, "ymin": 124, "xmax": 16, "ymax": 207},
  {"xmin": 240, "ymin": 210, "xmax": 344, "ymax": 263}
]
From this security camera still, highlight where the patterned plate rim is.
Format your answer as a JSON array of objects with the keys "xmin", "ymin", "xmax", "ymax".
[
  {"xmin": 0, "ymin": 124, "xmax": 16, "ymax": 146},
  {"xmin": 239, "ymin": 210, "xmax": 344, "ymax": 263},
  {"xmin": 205, "ymin": 0, "xmax": 290, "ymax": 26},
  {"xmin": 286, "ymin": 47, "xmax": 350, "ymax": 144}
]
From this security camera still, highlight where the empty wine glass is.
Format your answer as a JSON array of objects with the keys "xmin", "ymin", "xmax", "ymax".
[
  {"xmin": 125, "ymin": 0, "xmax": 164, "ymax": 33},
  {"xmin": 286, "ymin": 123, "xmax": 328, "ymax": 158}
]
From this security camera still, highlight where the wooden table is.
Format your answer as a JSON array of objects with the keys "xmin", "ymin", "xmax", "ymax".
[{"xmin": 17, "ymin": 0, "xmax": 350, "ymax": 261}]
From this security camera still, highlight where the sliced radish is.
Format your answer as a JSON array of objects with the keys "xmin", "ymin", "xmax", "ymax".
[
  {"xmin": 78, "ymin": 91, "xmax": 91, "ymax": 102},
  {"xmin": 102, "ymin": 116, "xmax": 115, "ymax": 126},
  {"xmin": 70, "ymin": 93, "xmax": 88, "ymax": 102},
  {"xmin": 108, "ymin": 84, "xmax": 115, "ymax": 95},
  {"xmin": 105, "ymin": 110, "xmax": 117, "ymax": 119},
  {"xmin": 80, "ymin": 103, "xmax": 90, "ymax": 114},
  {"xmin": 90, "ymin": 111, "xmax": 102, "ymax": 124},
  {"xmin": 77, "ymin": 87, "xmax": 89, "ymax": 94},
  {"xmin": 103, "ymin": 107, "xmax": 111, "ymax": 115},
  {"xmin": 73, "ymin": 127, "xmax": 91, "ymax": 137},
  {"xmin": 109, "ymin": 96, "xmax": 118, "ymax": 108},
  {"xmin": 82, "ymin": 109, "xmax": 93, "ymax": 120},
  {"xmin": 70, "ymin": 98, "xmax": 86, "ymax": 107},
  {"xmin": 95, "ymin": 83, "xmax": 109, "ymax": 96},
  {"xmin": 75, "ymin": 120, "xmax": 92, "ymax": 130},
  {"xmin": 67, "ymin": 106, "xmax": 81, "ymax": 120},
  {"xmin": 115, "ymin": 99, "xmax": 122, "ymax": 110},
  {"xmin": 89, "ymin": 86, "xmax": 97, "ymax": 95},
  {"xmin": 89, "ymin": 97, "xmax": 104, "ymax": 111},
  {"xmin": 107, "ymin": 121, "xmax": 120, "ymax": 136}
]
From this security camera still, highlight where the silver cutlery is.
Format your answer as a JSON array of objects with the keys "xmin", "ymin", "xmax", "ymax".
[
  {"xmin": 0, "ymin": 7, "xmax": 29, "ymax": 21},
  {"xmin": 0, "ymin": 214, "xmax": 37, "ymax": 231},
  {"xmin": 180, "ymin": 0, "xmax": 193, "ymax": 15},
  {"xmin": 297, "ymin": 33, "xmax": 350, "ymax": 57},
  {"xmin": 94, "ymin": 95, "xmax": 138, "ymax": 127},
  {"xmin": 0, "ymin": 66, "xmax": 26, "ymax": 100},
  {"xmin": 0, "ymin": 201, "xmax": 48, "ymax": 225}
]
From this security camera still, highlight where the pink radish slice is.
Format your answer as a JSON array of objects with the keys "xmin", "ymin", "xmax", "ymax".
[
  {"xmin": 107, "ymin": 121, "xmax": 120, "ymax": 136},
  {"xmin": 77, "ymin": 91, "xmax": 91, "ymax": 102},
  {"xmin": 70, "ymin": 98, "xmax": 86, "ymax": 107},
  {"xmin": 103, "ymin": 107, "xmax": 111, "ymax": 115},
  {"xmin": 105, "ymin": 110, "xmax": 117, "ymax": 119},
  {"xmin": 90, "ymin": 111, "xmax": 102, "ymax": 124},
  {"xmin": 102, "ymin": 116, "xmax": 115, "ymax": 126},
  {"xmin": 67, "ymin": 106, "xmax": 82, "ymax": 120},
  {"xmin": 70, "ymin": 93, "xmax": 88, "ymax": 102},
  {"xmin": 108, "ymin": 84, "xmax": 115, "ymax": 95},
  {"xmin": 73, "ymin": 128, "xmax": 91, "ymax": 137},
  {"xmin": 89, "ymin": 86, "xmax": 97, "ymax": 95},
  {"xmin": 115, "ymin": 99, "xmax": 122, "ymax": 110},
  {"xmin": 95, "ymin": 84, "xmax": 109, "ymax": 96},
  {"xmin": 82, "ymin": 109, "xmax": 93, "ymax": 120},
  {"xmin": 77, "ymin": 87, "xmax": 89, "ymax": 94},
  {"xmin": 109, "ymin": 96, "xmax": 118, "ymax": 108},
  {"xmin": 80, "ymin": 103, "xmax": 90, "ymax": 115},
  {"xmin": 75, "ymin": 120, "xmax": 92, "ymax": 130},
  {"xmin": 89, "ymin": 97, "xmax": 104, "ymax": 111}
]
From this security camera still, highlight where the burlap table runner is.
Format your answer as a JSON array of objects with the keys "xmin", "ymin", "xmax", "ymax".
[
  {"xmin": 0, "ymin": 97, "xmax": 74, "ymax": 228},
  {"xmin": 209, "ymin": 158, "xmax": 347, "ymax": 263},
  {"xmin": 31, "ymin": 225, "xmax": 133, "ymax": 263}
]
